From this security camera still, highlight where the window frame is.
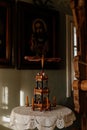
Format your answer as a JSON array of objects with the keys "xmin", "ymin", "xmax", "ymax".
[{"xmin": 66, "ymin": 14, "xmax": 74, "ymax": 97}]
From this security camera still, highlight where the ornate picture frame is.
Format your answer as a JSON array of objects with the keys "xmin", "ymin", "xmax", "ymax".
[
  {"xmin": 17, "ymin": 2, "xmax": 61, "ymax": 69},
  {"xmin": 0, "ymin": 1, "xmax": 14, "ymax": 68}
]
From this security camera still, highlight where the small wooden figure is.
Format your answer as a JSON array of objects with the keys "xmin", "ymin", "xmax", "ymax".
[{"xmin": 52, "ymin": 96, "xmax": 56, "ymax": 107}]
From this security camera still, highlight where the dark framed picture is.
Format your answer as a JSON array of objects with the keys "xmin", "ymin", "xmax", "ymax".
[
  {"xmin": 17, "ymin": 2, "xmax": 61, "ymax": 69},
  {"xmin": 0, "ymin": 1, "xmax": 14, "ymax": 68}
]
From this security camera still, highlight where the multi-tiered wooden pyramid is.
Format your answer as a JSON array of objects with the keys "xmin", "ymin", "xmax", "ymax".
[{"xmin": 32, "ymin": 55, "xmax": 51, "ymax": 111}]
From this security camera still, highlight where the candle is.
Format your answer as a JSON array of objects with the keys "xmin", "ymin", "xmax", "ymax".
[
  {"xmin": 41, "ymin": 55, "xmax": 44, "ymax": 70},
  {"xmin": 25, "ymin": 96, "xmax": 29, "ymax": 107},
  {"xmin": 32, "ymin": 97, "xmax": 34, "ymax": 110}
]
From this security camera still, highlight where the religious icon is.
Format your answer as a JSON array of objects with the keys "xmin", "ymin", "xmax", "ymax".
[
  {"xmin": 17, "ymin": 2, "xmax": 61, "ymax": 69},
  {"xmin": 30, "ymin": 18, "xmax": 48, "ymax": 57}
]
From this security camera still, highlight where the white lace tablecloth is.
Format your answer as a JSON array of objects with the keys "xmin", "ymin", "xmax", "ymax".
[{"xmin": 10, "ymin": 105, "xmax": 76, "ymax": 130}]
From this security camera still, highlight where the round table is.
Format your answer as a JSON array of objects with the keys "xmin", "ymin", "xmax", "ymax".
[{"xmin": 10, "ymin": 105, "xmax": 76, "ymax": 130}]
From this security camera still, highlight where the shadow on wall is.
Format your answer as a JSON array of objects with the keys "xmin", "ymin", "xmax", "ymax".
[{"xmin": 0, "ymin": 125, "xmax": 11, "ymax": 130}]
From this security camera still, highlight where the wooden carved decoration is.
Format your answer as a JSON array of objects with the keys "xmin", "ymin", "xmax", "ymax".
[
  {"xmin": 81, "ymin": 80, "xmax": 87, "ymax": 91},
  {"xmin": 73, "ymin": 80, "xmax": 80, "ymax": 113},
  {"xmin": 70, "ymin": 0, "xmax": 87, "ymax": 130},
  {"xmin": 73, "ymin": 56, "xmax": 80, "ymax": 79},
  {"xmin": 70, "ymin": 0, "xmax": 86, "ymax": 56}
]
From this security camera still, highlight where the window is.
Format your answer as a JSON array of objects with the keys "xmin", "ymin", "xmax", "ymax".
[
  {"xmin": 73, "ymin": 27, "xmax": 77, "ymax": 57},
  {"xmin": 66, "ymin": 15, "xmax": 77, "ymax": 97}
]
